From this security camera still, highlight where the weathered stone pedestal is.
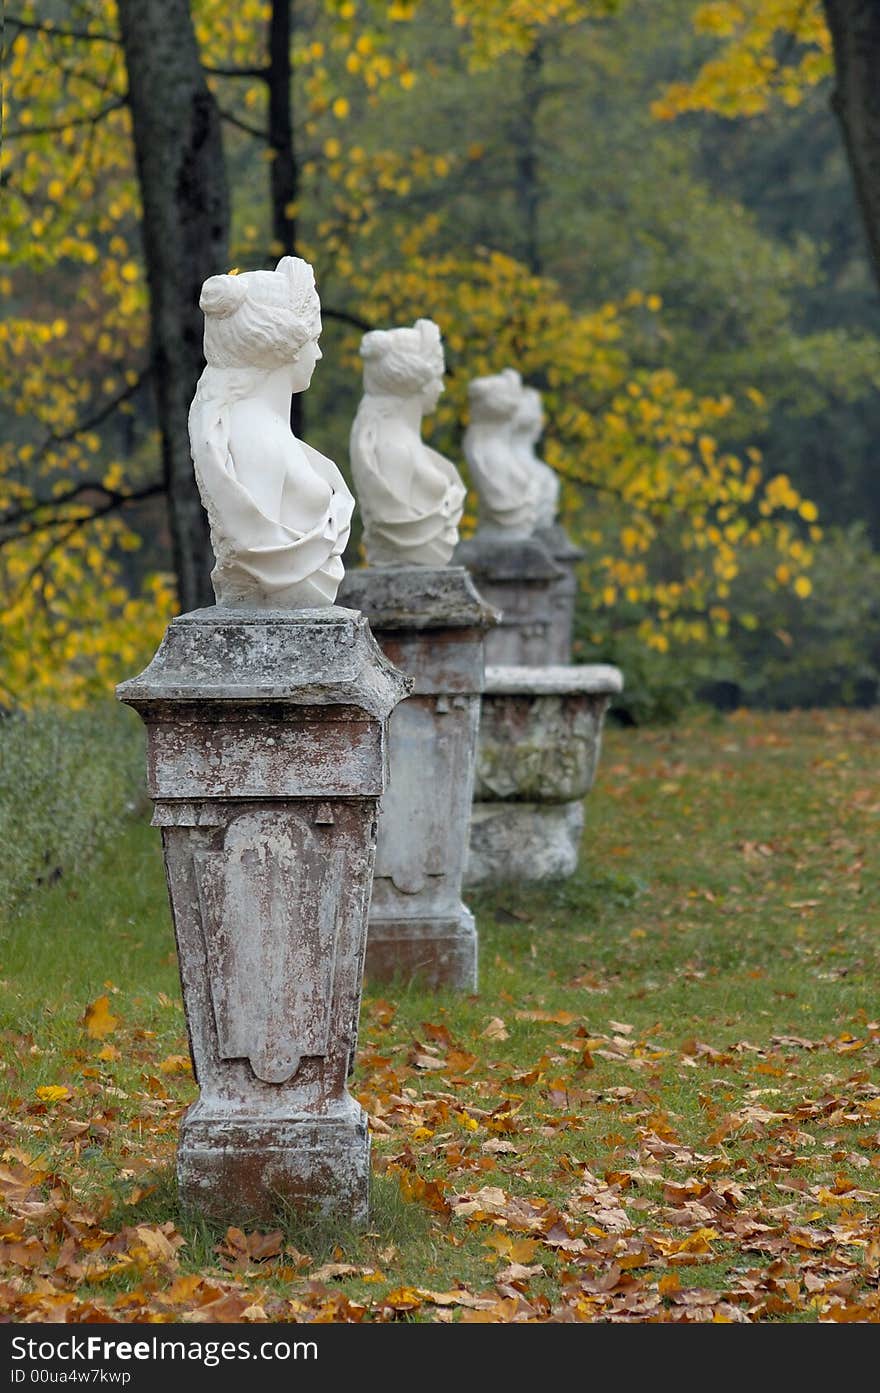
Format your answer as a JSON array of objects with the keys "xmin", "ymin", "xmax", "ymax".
[
  {"xmin": 454, "ymin": 532, "xmax": 563, "ymax": 667},
  {"xmin": 116, "ymin": 606, "xmax": 410, "ymax": 1225},
  {"xmin": 338, "ymin": 566, "xmax": 498, "ymax": 988},
  {"xmin": 466, "ymin": 664, "xmax": 623, "ymax": 886},
  {"xmin": 536, "ymin": 524, "xmax": 585, "ymax": 665}
]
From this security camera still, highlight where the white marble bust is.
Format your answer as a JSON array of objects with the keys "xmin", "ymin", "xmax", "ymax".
[
  {"xmin": 463, "ymin": 368, "xmax": 541, "ymax": 537},
  {"xmin": 511, "ymin": 384, "xmax": 559, "ymax": 531},
  {"xmin": 188, "ymin": 255, "xmax": 354, "ymax": 608},
  {"xmin": 349, "ymin": 319, "xmax": 466, "ymax": 567}
]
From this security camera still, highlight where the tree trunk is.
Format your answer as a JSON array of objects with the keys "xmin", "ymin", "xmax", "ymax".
[
  {"xmin": 823, "ymin": 0, "xmax": 880, "ymax": 294},
  {"xmin": 269, "ymin": 0, "xmax": 298, "ymax": 261},
  {"xmin": 117, "ymin": 0, "xmax": 229, "ymax": 612},
  {"xmin": 267, "ymin": 0, "xmax": 304, "ymax": 438},
  {"xmin": 513, "ymin": 40, "xmax": 544, "ymax": 275}
]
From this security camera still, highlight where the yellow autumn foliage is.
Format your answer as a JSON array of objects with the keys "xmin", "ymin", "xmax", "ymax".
[
  {"xmin": 348, "ymin": 244, "xmax": 816, "ymax": 649},
  {"xmin": 652, "ymin": 1, "xmax": 832, "ymax": 121},
  {"xmin": 0, "ymin": 0, "xmax": 820, "ymax": 705}
]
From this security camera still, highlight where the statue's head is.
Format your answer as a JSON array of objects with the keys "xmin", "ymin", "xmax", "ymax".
[
  {"xmin": 360, "ymin": 319, "xmax": 446, "ymax": 409},
  {"xmin": 467, "ymin": 368, "xmax": 523, "ymax": 424},
  {"xmin": 514, "ymin": 384, "xmax": 544, "ymax": 442},
  {"xmin": 199, "ymin": 256, "xmax": 322, "ymax": 383}
]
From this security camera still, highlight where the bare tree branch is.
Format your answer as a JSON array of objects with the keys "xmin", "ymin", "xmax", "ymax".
[
  {"xmin": 322, "ymin": 305, "xmax": 375, "ymax": 333},
  {"xmin": 33, "ymin": 369, "xmax": 150, "ymax": 465},
  {"xmin": 7, "ymin": 13, "xmax": 120, "ymax": 45},
  {"xmin": 53, "ymin": 54, "xmax": 127, "ymax": 100},
  {"xmin": 204, "ymin": 64, "xmax": 270, "ymax": 79},
  {"xmin": 218, "ymin": 106, "xmax": 266, "ymax": 140},
  {"xmin": 2, "ymin": 482, "xmax": 165, "ymax": 550},
  {"xmin": 5, "ymin": 95, "xmax": 128, "ymax": 139},
  {"xmin": 1, "ymin": 477, "xmax": 162, "ymax": 533}
]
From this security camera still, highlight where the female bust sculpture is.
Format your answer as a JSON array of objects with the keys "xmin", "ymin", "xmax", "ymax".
[
  {"xmin": 511, "ymin": 384, "xmax": 560, "ymax": 531},
  {"xmin": 349, "ymin": 319, "xmax": 466, "ymax": 567},
  {"xmin": 188, "ymin": 255, "xmax": 354, "ymax": 608},
  {"xmin": 463, "ymin": 368, "xmax": 540, "ymax": 537}
]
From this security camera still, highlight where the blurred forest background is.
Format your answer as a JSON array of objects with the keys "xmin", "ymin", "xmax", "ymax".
[{"xmin": 3, "ymin": 0, "xmax": 880, "ymax": 721}]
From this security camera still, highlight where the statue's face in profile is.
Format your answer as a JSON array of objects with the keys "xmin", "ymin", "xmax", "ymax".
[
  {"xmin": 419, "ymin": 372, "xmax": 444, "ymax": 413},
  {"xmin": 289, "ymin": 336, "xmax": 323, "ymax": 394},
  {"xmin": 517, "ymin": 394, "xmax": 543, "ymax": 441},
  {"xmin": 526, "ymin": 406, "xmax": 544, "ymax": 441}
]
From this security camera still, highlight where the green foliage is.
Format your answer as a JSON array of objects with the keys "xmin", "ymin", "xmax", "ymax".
[
  {"xmin": 712, "ymin": 524, "xmax": 880, "ymax": 710},
  {"xmin": 578, "ymin": 621, "xmax": 712, "ymax": 726},
  {"xmin": 0, "ymin": 702, "xmax": 144, "ymax": 918},
  {"xmin": 580, "ymin": 525, "xmax": 880, "ymax": 720}
]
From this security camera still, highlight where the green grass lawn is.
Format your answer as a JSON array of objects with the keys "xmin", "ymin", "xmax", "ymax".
[{"xmin": 2, "ymin": 707, "xmax": 879, "ymax": 1322}]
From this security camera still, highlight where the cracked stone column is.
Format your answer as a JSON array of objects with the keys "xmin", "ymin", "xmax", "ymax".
[
  {"xmin": 117, "ymin": 605, "xmax": 410, "ymax": 1225},
  {"xmin": 339, "ymin": 566, "xmax": 498, "ymax": 989}
]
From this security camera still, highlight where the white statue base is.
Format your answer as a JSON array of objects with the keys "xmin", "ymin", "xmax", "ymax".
[{"xmin": 117, "ymin": 606, "xmax": 410, "ymax": 1224}]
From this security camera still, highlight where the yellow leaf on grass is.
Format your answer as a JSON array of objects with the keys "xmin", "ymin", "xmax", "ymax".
[
  {"xmin": 382, "ymin": 1286, "xmax": 422, "ymax": 1310},
  {"xmin": 484, "ymin": 1232, "xmax": 537, "ymax": 1263},
  {"xmin": 82, "ymin": 995, "xmax": 118, "ymax": 1040},
  {"xmin": 36, "ymin": 1085, "xmax": 71, "ymax": 1103}
]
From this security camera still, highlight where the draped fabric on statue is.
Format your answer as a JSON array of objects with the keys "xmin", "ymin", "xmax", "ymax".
[
  {"xmin": 463, "ymin": 422, "xmax": 539, "ymax": 536},
  {"xmin": 350, "ymin": 403, "xmax": 465, "ymax": 566},
  {"xmin": 512, "ymin": 386, "xmax": 559, "ymax": 531},
  {"xmin": 190, "ymin": 388, "xmax": 354, "ymax": 607},
  {"xmin": 513, "ymin": 443, "xmax": 559, "ymax": 531}
]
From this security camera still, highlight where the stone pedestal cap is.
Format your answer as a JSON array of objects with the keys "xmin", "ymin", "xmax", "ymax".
[
  {"xmin": 483, "ymin": 663, "xmax": 624, "ymax": 696},
  {"xmin": 116, "ymin": 604, "xmax": 411, "ymax": 717},
  {"xmin": 535, "ymin": 522, "xmax": 585, "ymax": 564},
  {"xmin": 454, "ymin": 532, "xmax": 564, "ymax": 583},
  {"xmin": 338, "ymin": 565, "xmax": 500, "ymax": 632}
]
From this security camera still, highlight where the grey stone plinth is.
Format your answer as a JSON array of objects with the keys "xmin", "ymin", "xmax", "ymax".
[
  {"xmin": 338, "ymin": 566, "xmax": 498, "ymax": 989},
  {"xmin": 117, "ymin": 606, "xmax": 411, "ymax": 1225},
  {"xmin": 466, "ymin": 662, "xmax": 623, "ymax": 886},
  {"xmin": 475, "ymin": 664, "xmax": 623, "ymax": 801},
  {"xmin": 454, "ymin": 533, "xmax": 563, "ymax": 667},
  {"xmin": 466, "ymin": 800, "xmax": 585, "ymax": 885},
  {"xmin": 535, "ymin": 524, "xmax": 585, "ymax": 664}
]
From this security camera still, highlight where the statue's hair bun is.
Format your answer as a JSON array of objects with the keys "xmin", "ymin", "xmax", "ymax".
[
  {"xmin": 467, "ymin": 367, "xmax": 523, "ymax": 419},
  {"xmin": 359, "ymin": 329, "xmax": 390, "ymax": 360},
  {"xmin": 199, "ymin": 273, "xmax": 248, "ymax": 319}
]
